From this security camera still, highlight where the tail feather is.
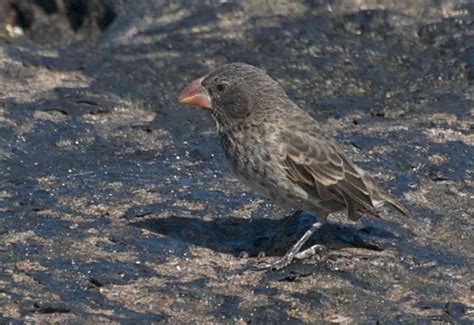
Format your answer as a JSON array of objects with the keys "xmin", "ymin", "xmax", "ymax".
[
  {"xmin": 359, "ymin": 171, "xmax": 411, "ymax": 217},
  {"xmin": 377, "ymin": 191, "xmax": 411, "ymax": 217}
]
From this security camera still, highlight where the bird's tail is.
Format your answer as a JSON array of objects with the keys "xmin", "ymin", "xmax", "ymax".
[
  {"xmin": 360, "ymin": 172, "xmax": 411, "ymax": 217},
  {"xmin": 376, "ymin": 191, "xmax": 412, "ymax": 217}
]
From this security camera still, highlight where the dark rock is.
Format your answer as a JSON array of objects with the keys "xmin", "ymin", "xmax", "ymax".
[
  {"xmin": 463, "ymin": 47, "xmax": 474, "ymax": 82},
  {"xmin": 245, "ymin": 304, "xmax": 304, "ymax": 324},
  {"xmin": 32, "ymin": 301, "xmax": 71, "ymax": 314},
  {"xmin": 415, "ymin": 300, "xmax": 445, "ymax": 310},
  {"xmin": 445, "ymin": 301, "xmax": 467, "ymax": 318},
  {"xmin": 0, "ymin": 0, "xmax": 471, "ymax": 323}
]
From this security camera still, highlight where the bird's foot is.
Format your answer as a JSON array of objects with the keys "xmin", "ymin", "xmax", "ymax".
[
  {"xmin": 294, "ymin": 244, "xmax": 328, "ymax": 260},
  {"xmin": 256, "ymin": 244, "xmax": 328, "ymax": 270},
  {"xmin": 256, "ymin": 221, "xmax": 326, "ymax": 271},
  {"xmin": 256, "ymin": 252, "xmax": 296, "ymax": 271}
]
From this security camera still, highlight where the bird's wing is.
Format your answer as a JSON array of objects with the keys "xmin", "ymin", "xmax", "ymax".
[{"xmin": 279, "ymin": 131, "xmax": 379, "ymax": 220}]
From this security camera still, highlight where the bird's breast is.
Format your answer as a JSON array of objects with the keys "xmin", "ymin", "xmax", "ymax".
[
  {"xmin": 218, "ymin": 124, "xmax": 308, "ymax": 208},
  {"xmin": 219, "ymin": 125, "xmax": 268, "ymax": 180}
]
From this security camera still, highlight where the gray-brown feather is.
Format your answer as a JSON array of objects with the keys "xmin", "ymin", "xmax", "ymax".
[
  {"xmin": 280, "ymin": 128, "xmax": 380, "ymax": 220},
  {"xmin": 201, "ymin": 63, "xmax": 410, "ymax": 220}
]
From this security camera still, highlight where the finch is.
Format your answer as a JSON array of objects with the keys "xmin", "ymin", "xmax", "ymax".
[{"xmin": 178, "ymin": 63, "xmax": 410, "ymax": 270}]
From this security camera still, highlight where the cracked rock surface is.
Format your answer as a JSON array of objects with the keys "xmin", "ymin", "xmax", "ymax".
[{"xmin": 0, "ymin": 0, "xmax": 472, "ymax": 323}]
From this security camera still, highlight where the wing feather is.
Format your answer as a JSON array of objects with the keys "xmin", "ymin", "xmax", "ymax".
[{"xmin": 281, "ymin": 131, "xmax": 379, "ymax": 219}]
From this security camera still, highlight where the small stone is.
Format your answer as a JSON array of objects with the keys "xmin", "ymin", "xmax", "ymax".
[{"xmin": 445, "ymin": 302, "xmax": 466, "ymax": 318}]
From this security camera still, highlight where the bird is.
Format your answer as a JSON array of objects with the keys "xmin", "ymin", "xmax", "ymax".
[{"xmin": 178, "ymin": 63, "xmax": 410, "ymax": 270}]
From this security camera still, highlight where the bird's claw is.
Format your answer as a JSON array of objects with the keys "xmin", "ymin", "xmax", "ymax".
[
  {"xmin": 255, "ymin": 244, "xmax": 328, "ymax": 271},
  {"xmin": 256, "ymin": 253, "xmax": 295, "ymax": 271},
  {"xmin": 294, "ymin": 244, "xmax": 328, "ymax": 260}
]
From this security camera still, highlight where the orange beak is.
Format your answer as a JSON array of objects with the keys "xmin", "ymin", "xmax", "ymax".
[{"xmin": 178, "ymin": 77, "xmax": 212, "ymax": 110}]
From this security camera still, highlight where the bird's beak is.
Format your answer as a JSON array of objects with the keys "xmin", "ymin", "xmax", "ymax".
[{"xmin": 178, "ymin": 77, "xmax": 212, "ymax": 110}]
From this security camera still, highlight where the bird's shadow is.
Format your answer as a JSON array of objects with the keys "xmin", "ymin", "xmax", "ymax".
[{"xmin": 128, "ymin": 211, "xmax": 396, "ymax": 258}]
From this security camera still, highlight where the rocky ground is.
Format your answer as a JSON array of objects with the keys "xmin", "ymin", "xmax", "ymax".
[{"xmin": 0, "ymin": 0, "xmax": 473, "ymax": 323}]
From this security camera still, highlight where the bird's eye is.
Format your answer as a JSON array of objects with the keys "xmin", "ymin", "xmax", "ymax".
[{"xmin": 216, "ymin": 84, "xmax": 226, "ymax": 92}]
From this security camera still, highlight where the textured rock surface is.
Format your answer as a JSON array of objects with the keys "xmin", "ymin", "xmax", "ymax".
[{"xmin": 0, "ymin": 0, "xmax": 472, "ymax": 323}]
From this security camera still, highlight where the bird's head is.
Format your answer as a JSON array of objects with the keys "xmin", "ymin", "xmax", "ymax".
[{"xmin": 178, "ymin": 63, "xmax": 288, "ymax": 121}]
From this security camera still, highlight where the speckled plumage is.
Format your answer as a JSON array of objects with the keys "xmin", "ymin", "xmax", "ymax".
[
  {"xmin": 182, "ymin": 62, "xmax": 410, "ymax": 269},
  {"xmin": 200, "ymin": 63, "xmax": 409, "ymax": 221}
]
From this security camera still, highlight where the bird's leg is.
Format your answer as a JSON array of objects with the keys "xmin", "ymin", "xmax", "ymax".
[
  {"xmin": 258, "ymin": 220, "xmax": 324, "ymax": 270},
  {"xmin": 257, "ymin": 209, "xmax": 303, "ymax": 257}
]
